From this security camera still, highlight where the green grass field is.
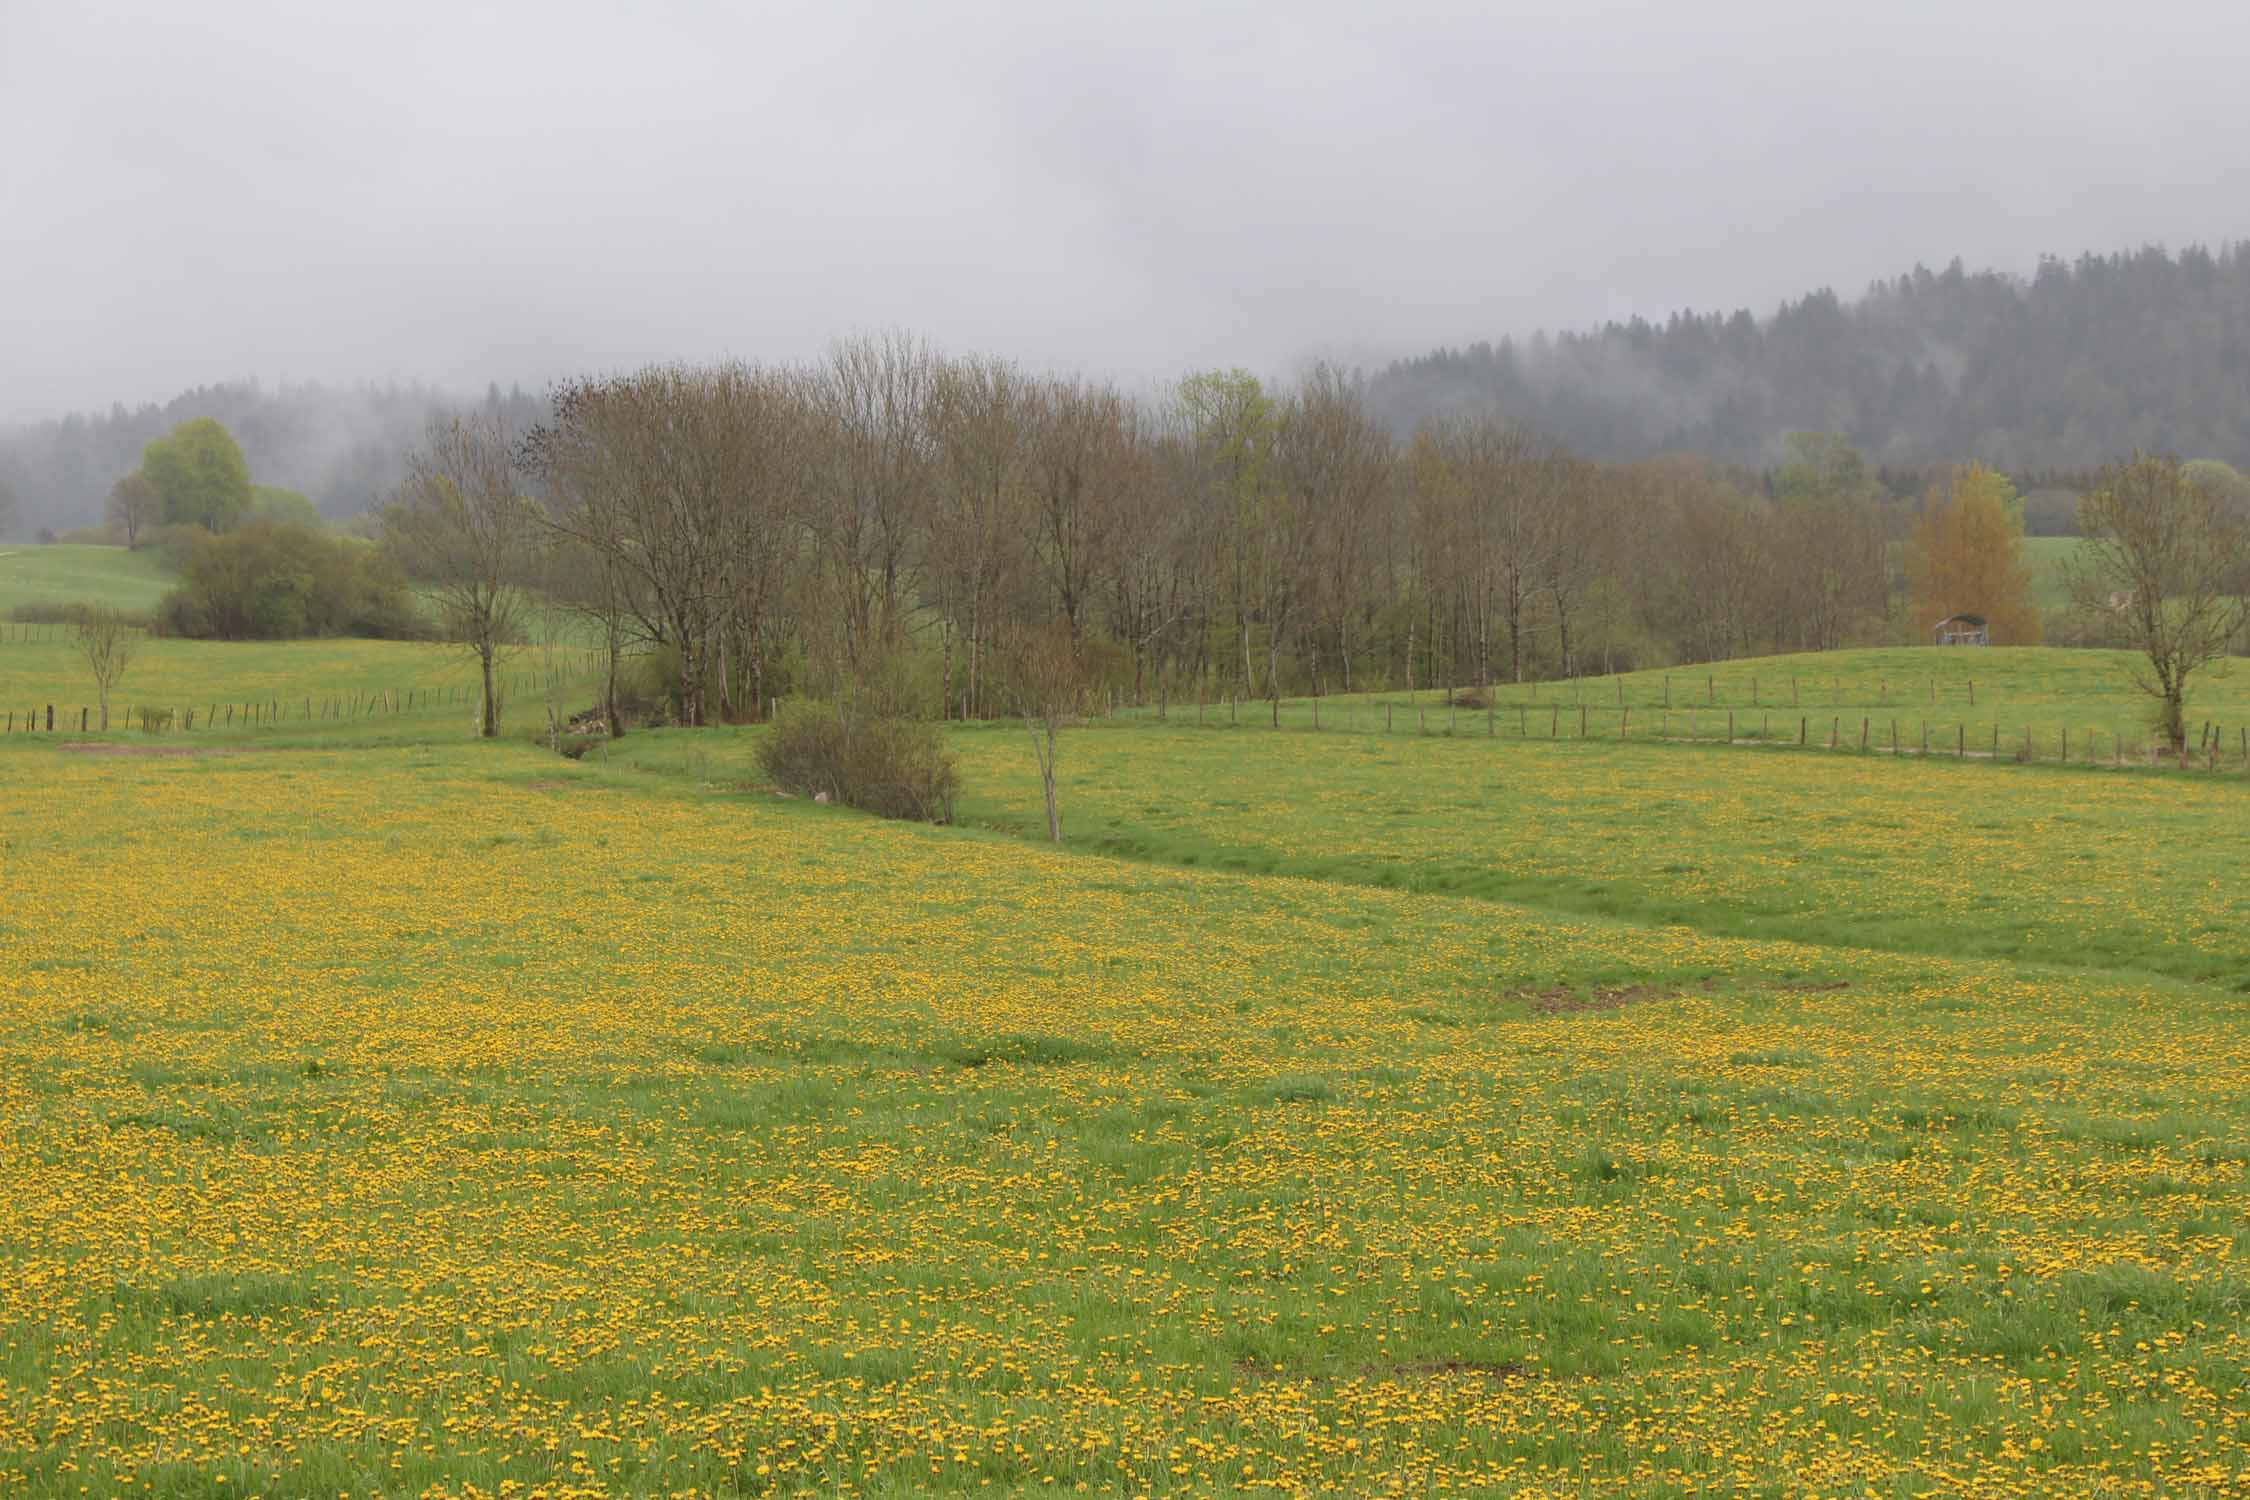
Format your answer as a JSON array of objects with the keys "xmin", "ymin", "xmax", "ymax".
[
  {"xmin": 0, "ymin": 636, "xmax": 600, "ymax": 732},
  {"xmin": 1134, "ymin": 646, "xmax": 2250, "ymax": 759},
  {"xmin": 3, "ymin": 640, "xmax": 2246, "ymax": 1498},
  {"xmin": 2024, "ymin": 534, "xmax": 2084, "ymax": 612},
  {"xmin": 0, "ymin": 543, "xmax": 177, "ymax": 616}
]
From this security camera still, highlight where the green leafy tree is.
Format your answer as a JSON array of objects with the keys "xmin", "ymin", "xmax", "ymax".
[
  {"xmin": 142, "ymin": 418, "xmax": 253, "ymax": 532},
  {"xmin": 250, "ymin": 485, "xmax": 322, "ymax": 527}
]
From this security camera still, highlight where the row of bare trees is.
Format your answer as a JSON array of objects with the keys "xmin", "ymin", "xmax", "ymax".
[{"xmin": 383, "ymin": 334, "xmax": 1916, "ymax": 740}]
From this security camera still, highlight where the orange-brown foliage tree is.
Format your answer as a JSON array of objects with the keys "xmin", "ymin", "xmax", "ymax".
[{"xmin": 1907, "ymin": 463, "xmax": 2041, "ymax": 644}]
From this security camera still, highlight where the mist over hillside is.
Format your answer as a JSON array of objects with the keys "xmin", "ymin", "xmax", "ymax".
[
  {"xmin": 0, "ymin": 381, "xmax": 546, "ymax": 536},
  {"xmin": 1367, "ymin": 244, "xmax": 2250, "ymax": 473},
  {"xmin": 7, "ymin": 243, "xmax": 2249, "ymax": 539}
]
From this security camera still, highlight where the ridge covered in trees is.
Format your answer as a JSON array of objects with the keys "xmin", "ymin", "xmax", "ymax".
[{"xmin": 1368, "ymin": 244, "xmax": 2250, "ymax": 471}]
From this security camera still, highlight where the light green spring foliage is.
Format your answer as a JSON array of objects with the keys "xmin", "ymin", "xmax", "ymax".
[
  {"xmin": 250, "ymin": 484, "xmax": 323, "ymax": 527},
  {"xmin": 140, "ymin": 417, "xmax": 253, "ymax": 532}
]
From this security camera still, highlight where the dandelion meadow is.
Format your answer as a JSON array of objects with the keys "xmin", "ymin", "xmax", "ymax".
[{"xmin": 4, "ymin": 712, "xmax": 2248, "ymax": 1499}]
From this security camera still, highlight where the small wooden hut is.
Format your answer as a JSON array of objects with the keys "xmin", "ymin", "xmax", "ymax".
[{"xmin": 1931, "ymin": 612, "xmax": 1990, "ymax": 646}]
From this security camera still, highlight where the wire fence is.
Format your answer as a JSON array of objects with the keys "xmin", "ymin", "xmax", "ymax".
[
  {"xmin": 4, "ymin": 657, "xmax": 604, "ymax": 737},
  {"xmin": 1131, "ymin": 685, "xmax": 2250, "ymax": 774}
]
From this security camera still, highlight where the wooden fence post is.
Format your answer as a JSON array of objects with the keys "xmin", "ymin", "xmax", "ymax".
[
  {"xmin": 1798, "ymin": 716, "xmax": 1806, "ymax": 746},
  {"xmin": 1550, "ymin": 705, "xmax": 1558, "ymax": 738}
]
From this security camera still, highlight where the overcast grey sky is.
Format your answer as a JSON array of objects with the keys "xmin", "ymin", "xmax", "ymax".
[{"xmin": 4, "ymin": 0, "xmax": 2247, "ymax": 419}]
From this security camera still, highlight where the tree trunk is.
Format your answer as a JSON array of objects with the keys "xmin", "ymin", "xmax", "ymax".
[{"xmin": 479, "ymin": 648, "xmax": 499, "ymax": 738}]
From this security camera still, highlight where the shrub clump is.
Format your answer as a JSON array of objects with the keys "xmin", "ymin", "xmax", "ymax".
[
  {"xmin": 756, "ymin": 700, "xmax": 958, "ymax": 822},
  {"xmin": 154, "ymin": 520, "xmax": 425, "ymax": 640}
]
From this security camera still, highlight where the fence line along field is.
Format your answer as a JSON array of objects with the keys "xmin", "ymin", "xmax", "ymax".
[
  {"xmin": 1148, "ymin": 646, "xmax": 2250, "ymax": 761},
  {"xmin": 0, "ymin": 636, "xmax": 602, "ymax": 735}
]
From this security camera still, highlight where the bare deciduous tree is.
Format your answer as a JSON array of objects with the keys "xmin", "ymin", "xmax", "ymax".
[
  {"xmin": 2065, "ymin": 453, "xmax": 2247, "ymax": 751},
  {"xmin": 107, "ymin": 472, "xmax": 163, "ymax": 550},
  {"xmin": 1001, "ymin": 617, "xmax": 1087, "ymax": 842},
  {"xmin": 385, "ymin": 413, "xmax": 537, "ymax": 738},
  {"xmin": 75, "ymin": 605, "xmax": 135, "ymax": 730},
  {"xmin": 528, "ymin": 363, "xmax": 806, "ymax": 727}
]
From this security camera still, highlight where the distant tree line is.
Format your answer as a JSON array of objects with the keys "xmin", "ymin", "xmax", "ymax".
[
  {"xmin": 377, "ymin": 338, "xmax": 2075, "ymax": 745},
  {"xmin": 1370, "ymin": 244, "xmax": 2250, "ymax": 473}
]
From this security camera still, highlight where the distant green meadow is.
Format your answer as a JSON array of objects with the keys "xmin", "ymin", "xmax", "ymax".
[{"xmin": 0, "ymin": 543, "xmax": 176, "ymax": 615}]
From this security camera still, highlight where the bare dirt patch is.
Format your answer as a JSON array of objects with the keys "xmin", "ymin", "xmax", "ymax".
[
  {"xmin": 1377, "ymin": 1358, "xmax": 1531, "ymax": 1382},
  {"xmin": 1233, "ymin": 1356, "xmax": 1534, "ymax": 1386},
  {"xmin": 1517, "ymin": 983, "xmax": 1682, "ymax": 1015}
]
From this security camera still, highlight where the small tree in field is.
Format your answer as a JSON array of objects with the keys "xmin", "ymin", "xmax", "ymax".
[
  {"xmin": 2065, "ymin": 453, "xmax": 2247, "ymax": 751},
  {"xmin": 75, "ymin": 606, "xmax": 135, "ymax": 729},
  {"xmin": 384, "ymin": 414, "xmax": 537, "ymax": 738},
  {"xmin": 108, "ymin": 472, "xmax": 163, "ymax": 550},
  {"xmin": 1002, "ymin": 618, "xmax": 1088, "ymax": 842}
]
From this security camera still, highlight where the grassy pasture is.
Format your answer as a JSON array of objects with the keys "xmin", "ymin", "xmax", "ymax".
[
  {"xmin": 2, "ymin": 641, "xmax": 2248, "ymax": 1496},
  {"xmin": 0, "ymin": 636, "xmax": 599, "ymax": 733},
  {"xmin": 601, "ymin": 710, "xmax": 2250, "ymax": 987},
  {"xmin": 0, "ymin": 543, "xmax": 176, "ymax": 615},
  {"xmin": 1142, "ymin": 646, "xmax": 2250, "ymax": 758},
  {"xmin": 944, "ymin": 724, "xmax": 2250, "ymax": 988},
  {"xmin": 2023, "ymin": 534, "xmax": 2084, "ymax": 612}
]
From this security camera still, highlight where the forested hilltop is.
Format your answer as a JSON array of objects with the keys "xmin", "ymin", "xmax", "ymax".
[
  {"xmin": 0, "ymin": 381, "xmax": 547, "ymax": 536},
  {"xmin": 1368, "ymin": 244, "xmax": 2250, "ymax": 472}
]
